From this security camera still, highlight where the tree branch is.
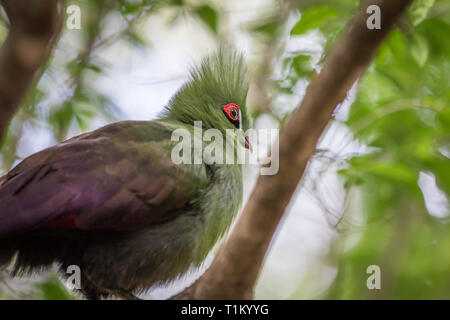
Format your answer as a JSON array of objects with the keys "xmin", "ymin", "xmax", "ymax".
[
  {"xmin": 172, "ymin": 0, "xmax": 413, "ymax": 299},
  {"xmin": 0, "ymin": 0, "xmax": 63, "ymax": 141}
]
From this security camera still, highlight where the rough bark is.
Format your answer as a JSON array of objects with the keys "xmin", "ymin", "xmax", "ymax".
[
  {"xmin": 0, "ymin": 0, "xmax": 63, "ymax": 140},
  {"xmin": 172, "ymin": 0, "xmax": 413, "ymax": 299}
]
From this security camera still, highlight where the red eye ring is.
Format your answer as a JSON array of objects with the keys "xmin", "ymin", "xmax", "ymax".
[{"xmin": 222, "ymin": 103, "xmax": 240, "ymax": 121}]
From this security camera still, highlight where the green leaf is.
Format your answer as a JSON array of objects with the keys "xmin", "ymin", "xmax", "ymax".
[
  {"xmin": 291, "ymin": 6, "xmax": 337, "ymax": 35},
  {"xmin": 272, "ymin": 79, "xmax": 294, "ymax": 94},
  {"xmin": 409, "ymin": 0, "xmax": 435, "ymax": 26},
  {"xmin": 410, "ymin": 33, "xmax": 429, "ymax": 67},
  {"xmin": 66, "ymin": 61, "xmax": 103, "ymax": 77},
  {"xmin": 386, "ymin": 29, "xmax": 406, "ymax": 62},
  {"xmin": 418, "ymin": 19, "xmax": 450, "ymax": 59},
  {"xmin": 194, "ymin": 5, "xmax": 218, "ymax": 34},
  {"xmin": 50, "ymin": 102, "xmax": 74, "ymax": 141},
  {"xmin": 249, "ymin": 19, "xmax": 280, "ymax": 37},
  {"xmin": 36, "ymin": 274, "xmax": 76, "ymax": 300},
  {"xmin": 291, "ymin": 54, "xmax": 313, "ymax": 78},
  {"xmin": 366, "ymin": 162, "xmax": 418, "ymax": 184},
  {"xmin": 167, "ymin": 0, "xmax": 183, "ymax": 6}
]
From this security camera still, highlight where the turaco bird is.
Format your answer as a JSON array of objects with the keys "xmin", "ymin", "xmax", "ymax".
[{"xmin": 0, "ymin": 49, "xmax": 250, "ymax": 299}]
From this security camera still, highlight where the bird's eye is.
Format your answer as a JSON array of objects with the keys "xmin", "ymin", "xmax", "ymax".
[{"xmin": 222, "ymin": 103, "xmax": 240, "ymax": 125}]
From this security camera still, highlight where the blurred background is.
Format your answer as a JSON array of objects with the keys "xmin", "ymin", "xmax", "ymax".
[{"xmin": 0, "ymin": 0, "xmax": 449, "ymax": 299}]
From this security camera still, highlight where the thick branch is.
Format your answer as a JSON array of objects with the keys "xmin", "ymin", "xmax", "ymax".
[
  {"xmin": 0, "ymin": 0, "xmax": 63, "ymax": 140},
  {"xmin": 173, "ymin": 0, "xmax": 413, "ymax": 299}
]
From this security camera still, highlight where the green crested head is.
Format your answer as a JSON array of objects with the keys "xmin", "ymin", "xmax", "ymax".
[{"xmin": 163, "ymin": 48, "xmax": 249, "ymax": 132}]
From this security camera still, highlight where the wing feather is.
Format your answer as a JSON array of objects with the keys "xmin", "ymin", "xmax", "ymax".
[{"xmin": 0, "ymin": 121, "xmax": 206, "ymax": 237}]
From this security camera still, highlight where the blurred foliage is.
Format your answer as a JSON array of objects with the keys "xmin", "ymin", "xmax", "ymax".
[
  {"xmin": 272, "ymin": 0, "xmax": 449, "ymax": 299},
  {"xmin": 35, "ymin": 273, "xmax": 78, "ymax": 300},
  {"xmin": 328, "ymin": 0, "xmax": 450, "ymax": 299}
]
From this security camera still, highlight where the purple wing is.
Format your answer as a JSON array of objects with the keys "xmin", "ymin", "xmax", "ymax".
[{"xmin": 0, "ymin": 121, "xmax": 205, "ymax": 237}]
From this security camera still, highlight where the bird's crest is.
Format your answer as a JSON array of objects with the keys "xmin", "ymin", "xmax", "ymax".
[{"xmin": 163, "ymin": 48, "xmax": 249, "ymax": 131}]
